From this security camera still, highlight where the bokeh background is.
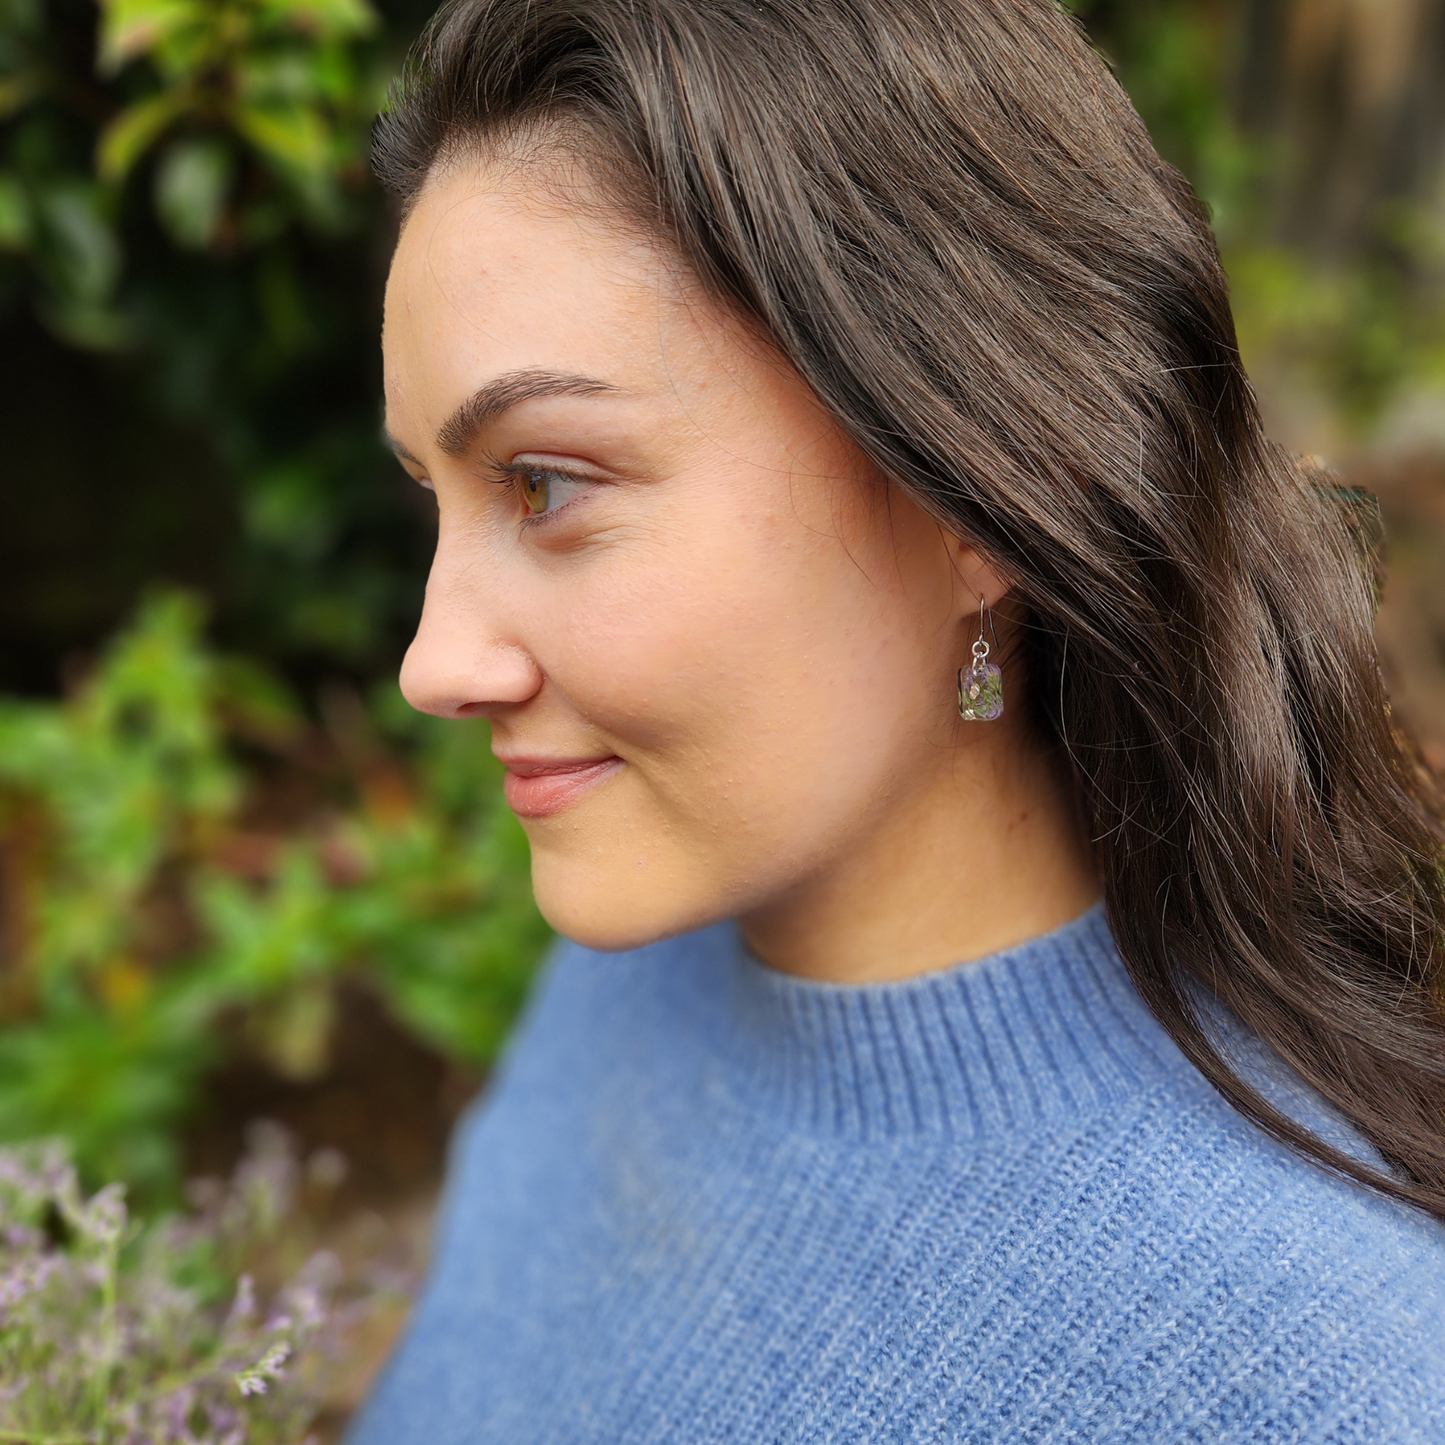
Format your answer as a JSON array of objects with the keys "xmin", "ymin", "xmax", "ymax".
[{"xmin": 1, "ymin": 0, "xmax": 1443, "ymax": 1426}]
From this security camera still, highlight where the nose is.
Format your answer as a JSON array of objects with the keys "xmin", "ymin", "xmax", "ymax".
[{"xmin": 399, "ymin": 559, "xmax": 544, "ymax": 720}]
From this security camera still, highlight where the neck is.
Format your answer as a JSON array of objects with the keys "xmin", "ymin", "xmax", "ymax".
[{"xmin": 739, "ymin": 722, "xmax": 1100, "ymax": 983}]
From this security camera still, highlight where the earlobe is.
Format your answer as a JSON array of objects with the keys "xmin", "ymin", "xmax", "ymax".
[{"xmin": 953, "ymin": 543, "xmax": 1013, "ymax": 617}]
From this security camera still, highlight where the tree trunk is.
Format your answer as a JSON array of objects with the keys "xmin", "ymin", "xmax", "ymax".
[{"xmin": 1235, "ymin": 0, "xmax": 1445, "ymax": 255}]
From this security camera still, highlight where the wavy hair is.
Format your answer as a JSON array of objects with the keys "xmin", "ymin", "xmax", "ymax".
[{"xmin": 373, "ymin": 0, "xmax": 1445, "ymax": 1218}]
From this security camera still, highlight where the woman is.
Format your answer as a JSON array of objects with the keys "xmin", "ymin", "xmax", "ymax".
[{"xmin": 351, "ymin": 0, "xmax": 1445, "ymax": 1439}]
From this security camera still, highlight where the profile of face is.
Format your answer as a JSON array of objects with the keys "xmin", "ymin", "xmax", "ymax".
[{"xmin": 383, "ymin": 148, "xmax": 1092, "ymax": 976}]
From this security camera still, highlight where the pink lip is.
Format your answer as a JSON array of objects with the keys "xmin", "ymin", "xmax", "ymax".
[{"xmin": 497, "ymin": 755, "xmax": 624, "ymax": 818}]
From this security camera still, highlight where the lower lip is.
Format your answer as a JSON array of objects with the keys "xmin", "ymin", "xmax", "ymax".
[{"xmin": 503, "ymin": 758, "xmax": 624, "ymax": 818}]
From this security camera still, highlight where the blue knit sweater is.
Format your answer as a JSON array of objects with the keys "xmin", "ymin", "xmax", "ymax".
[{"xmin": 348, "ymin": 904, "xmax": 1445, "ymax": 1443}]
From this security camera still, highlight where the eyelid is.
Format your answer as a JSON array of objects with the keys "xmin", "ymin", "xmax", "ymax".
[{"xmin": 491, "ymin": 450, "xmax": 607, "ymax": 480}]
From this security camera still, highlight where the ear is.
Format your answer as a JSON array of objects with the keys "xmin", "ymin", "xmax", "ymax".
[{"xmin": 951, "ymin": 541, "xmax": 1013, "ymax": 617}]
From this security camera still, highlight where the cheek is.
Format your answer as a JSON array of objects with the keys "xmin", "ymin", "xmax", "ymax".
[{"xmin": 543, "ymin": 500, "xmax": 950, "ymax": 841}]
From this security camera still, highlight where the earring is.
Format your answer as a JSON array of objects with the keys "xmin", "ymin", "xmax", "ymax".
[{"xmin": 957, "ymin": 597, "xmax": 1004, "ymax": 721}]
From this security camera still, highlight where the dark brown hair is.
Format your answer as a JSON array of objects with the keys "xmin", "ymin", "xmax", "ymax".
[{"xmin": 373, "ymin": 0, "xmax": 1445, "ymax": 1218}]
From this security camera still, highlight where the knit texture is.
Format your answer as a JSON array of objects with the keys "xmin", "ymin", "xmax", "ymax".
[{"xmin": 347, "ymin": 904, "xmax": 1445, "ymax": 1443}]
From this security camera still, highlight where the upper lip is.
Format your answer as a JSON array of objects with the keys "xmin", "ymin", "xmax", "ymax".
[{"xmin": 493, "ymin": 754, "xmax": 619, "ymax": 778}]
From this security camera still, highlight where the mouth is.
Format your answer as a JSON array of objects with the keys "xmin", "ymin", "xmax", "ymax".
[{"xmin": 496, "ymin": 754, "xmax": 625, "ymax": 819}]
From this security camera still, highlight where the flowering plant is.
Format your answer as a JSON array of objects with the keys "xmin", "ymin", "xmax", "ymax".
[{"xmin": 0, "ymin": 1125, "xmax": 381, "ymax": 1444}]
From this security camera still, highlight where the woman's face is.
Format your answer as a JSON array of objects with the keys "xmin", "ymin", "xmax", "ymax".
[{"xmin": 383, "ymin": 152, "xmax": 997, "ymax": 952}]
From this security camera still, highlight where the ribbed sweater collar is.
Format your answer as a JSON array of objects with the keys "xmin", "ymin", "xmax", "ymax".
[{"xmin": 720, "ymin": 903, "xmax": 1183, "ymax": 1141}]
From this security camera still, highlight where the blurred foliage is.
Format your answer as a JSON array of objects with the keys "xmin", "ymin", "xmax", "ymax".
[
  {"xmin": 4, "ymin": 0, "xmax": 381, "ymax": 345},
  {"xmin": 0, "ymin": 591, "xmax": 548, "ymax": 1198},
  {"xmin": 0, "ymin": 0, "xmax": 435, "ymax": 692},
  {"xmin": 1072, "ymin": 0, "xmax": 1445, "ymax": 431},
  {"xmin": 1070, "ymin": 0, "xmax": 1261, "ymax": 224}
]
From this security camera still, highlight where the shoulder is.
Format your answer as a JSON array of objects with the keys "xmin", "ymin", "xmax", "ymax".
[
  {"xmin": 875, "ymin": 1025, "xmax": 1445, "ymax": 1437},
  {"xmin": 945, "ymin": 921, "xmax": 1445, "ymax": 1430},
  {"xmin": 1075, "ymin": 1008, "xmax": 1445, "ymax": 1433}
]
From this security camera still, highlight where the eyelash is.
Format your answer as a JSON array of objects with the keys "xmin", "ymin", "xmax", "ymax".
[{"xmin": 484, "ymin": 457, "xmax": 597, "ymax": 525}]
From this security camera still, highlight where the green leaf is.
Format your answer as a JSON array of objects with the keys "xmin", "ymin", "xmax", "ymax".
[
  {"xmin": 36, "ymin": 184, "xmax": 120, "ymax": 302},
  {"xmin": 97, "ymin": 88, "xmax": 191, "ymax": 182},
  {"xmin": 154, "ymin": 137, "xmax": 231, "ymax": 247},
  {"xmin": 257, "ymin": 0, "xmax": 378, "ymax": 40},
  {"xmin": 0, "ymin": 172, "xmax": 28, "ymax": 249},
  {"xmin": 243, "ymin": 461, "xmax": 336, "ymax": 556},
  {"xmin": 37, "ymin": 298, "xmax": 133, "ymax": 352},
  {"xmin": 232, "ymin": 99, "xmax": 331, "ymax": 177},
  {"xmin": 0, "ymin": 0, "xmax": 42, "ymax": 36},
  {"xmin": 96, "ymin": 0, "xmax": 199, "ymax": 74},
  {"xmin": 0, "ymin": 71, "xmax": 40, "ymax": 119}
]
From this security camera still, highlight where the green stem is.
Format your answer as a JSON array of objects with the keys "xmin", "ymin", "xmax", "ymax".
[
  {"xmin": 87, "ymin": 1235, "xmax": 121, "ymax": 1431},
  {"xmin": 125, "ymin": 1347, "xmax": 233, "ymax": 1408}
]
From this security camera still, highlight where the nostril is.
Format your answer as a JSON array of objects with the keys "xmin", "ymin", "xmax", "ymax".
[{"xmin": 398, "ymin": 628, "xmax": 545, "ymax": 720}]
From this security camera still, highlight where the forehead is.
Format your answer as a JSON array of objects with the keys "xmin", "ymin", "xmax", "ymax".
[
  {"xmin": 392, "ymin": 155, "xmax": 662, "ymax": 299},
  {"xmin": 383, "ymin": 159, "xmax": 680, "ymax": 394},
  {"xmin": 379, "ymin": 153, "xmax": 823, "ymax": 461}
]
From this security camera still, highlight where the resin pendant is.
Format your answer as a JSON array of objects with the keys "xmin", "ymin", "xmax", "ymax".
[{"xmin": 957, "ymin": 661, "xmax": 1004, "ymax": 721}]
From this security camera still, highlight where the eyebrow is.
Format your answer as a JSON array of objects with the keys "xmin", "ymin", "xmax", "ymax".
[{"xmin": 384, "ymin": 368, "xmax": 621, "ymax": 465}]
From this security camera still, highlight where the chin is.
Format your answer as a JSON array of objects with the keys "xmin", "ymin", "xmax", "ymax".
[{"xmin": 529, "ymin": 852, "xmax": 726, "ymax": 954}]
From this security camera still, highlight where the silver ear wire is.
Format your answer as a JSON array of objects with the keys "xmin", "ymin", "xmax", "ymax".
[{"xmin": 957, "ymin": 596, "xmax": 1004, "ymax": 721}]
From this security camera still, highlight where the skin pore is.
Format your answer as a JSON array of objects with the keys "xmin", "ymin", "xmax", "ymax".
[{"xmin": 382, "ymin": 149, "xmax": 1099, "ymax": 984}]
